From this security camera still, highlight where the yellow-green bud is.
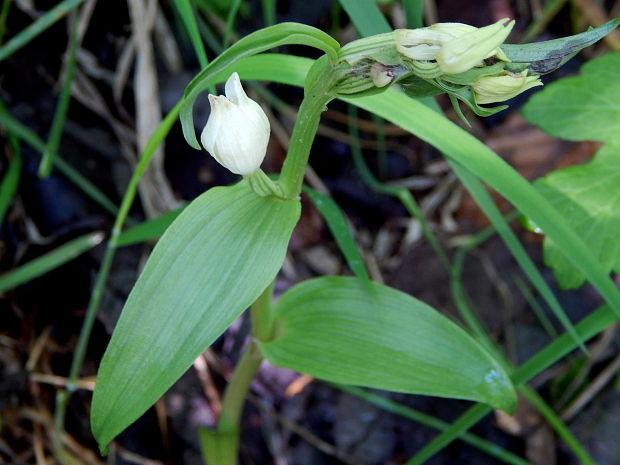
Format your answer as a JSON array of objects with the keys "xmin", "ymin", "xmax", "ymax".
[
  {"xmin": 437, "ymin": 19, "xmax": 515, "ymax": 74},
  {"xmin": 472, "ymin": 70, "xmax": 543, "ymax": 104}
]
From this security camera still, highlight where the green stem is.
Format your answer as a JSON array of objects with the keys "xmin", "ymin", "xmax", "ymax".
[
  {"xmin": 199, "ymin": 283, "xmax": 274, "ymax": 465},
  {"xmin": 217, "ymin": 342, "xmax": 264, "ymax": 434},
  {"xmin": 278, "ymin": 60, "xmax": 338, "ymax": 198},
  {"xmin": 250, "ymin": 280, "xmax": 275, "ymax": 341}
]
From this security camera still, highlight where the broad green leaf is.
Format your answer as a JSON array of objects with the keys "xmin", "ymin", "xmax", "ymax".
[
  {"xmin": 536, "ymin": 144, "xmax": 620, "ymax": 289},
  {"xmin": 303, "ymin": 187, "xmax": 369, "ymax": 280},
  {"xmin": 181, "ymin": 22, "xmax": 340, "ymax": 149},
  {"xmin": 114, "ymin": 207, "xmax": 185, "ymax": 247},
  {"xmin": 260, "ymin": 276, "xmax": 517, "ymax": 412},
  {"xmin": 91, "ymin": 180, "xmax": 300, "ymax": 451},
  {"xmin": 501, "ymin": 16, "xmax": 620, "ymax": 74},
  {"xmin": 0, "ymin": 231, "xmax": 104, "ymax": 294},
  {"xmin": 522, "ymin": 52, "xmax": 620, "ymax": 143}
]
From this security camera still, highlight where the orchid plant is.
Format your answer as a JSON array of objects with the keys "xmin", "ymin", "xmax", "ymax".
[{"xmin": 89, "ymin": 15, "xmax": 620, "ymax": 465}]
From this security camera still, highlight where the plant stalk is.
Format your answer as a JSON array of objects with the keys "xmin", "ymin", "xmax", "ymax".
[
  {"xmin": 200, "ymin": 282, "xmax": 273, "ymax": 465},
  {"xmin": 278, "ymin": 60, "xmax": 338, "ymax": 198}
]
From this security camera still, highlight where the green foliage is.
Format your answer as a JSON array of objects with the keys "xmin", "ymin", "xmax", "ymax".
[
  {"xmin": 304, "ymin": 187, "xmax": 369, "ymax": 279},
  {"xmin": 0, "ymin": 135, "xmax": 21, "ymax": 224},
  {"xmin": 345, "ymin": 82, "xmax": 620, "ymax": 316},
  {"xmin": 260, "ymin": 276, "xmax": 517, "ymax": 412},
  {"xmin": 193, "ymin": 50, "xmax": 620, "ymax": 311},
  {"xmin": 114, "ymin": 207, "xmax": 185, "ymax": 247},
  {"xmin": 523, "ymin": 53, "xmax": 620, "ymax": 288},
  {"xmin": 338, "ymin": 0, "xmax": 391, "ymax": 36},
  {"xmin": 523, "ymin": 52, "xmax": 620, "ymax": 142},
  {"xmin": 0, "ymin": 0, "xmax": 85, "ymax": 62},
  {"xmin": 39, "ymin": 10, "xmax": 78, "ymax": 177},
  {"xmin": 537, "ymin": 145, "xmax": 620, "ymax": 288},
  {"xmin": 91, "ymin": 181, "xmax": 300, "ymax": 452},
  {"xmin": 0, "ymin": 232, "xmax": 103, "ymax": 294}
]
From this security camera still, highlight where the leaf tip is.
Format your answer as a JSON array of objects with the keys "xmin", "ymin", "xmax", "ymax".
[{"xmin": 479, "ymin": 367, "xmax": 517, "ymax": 414}]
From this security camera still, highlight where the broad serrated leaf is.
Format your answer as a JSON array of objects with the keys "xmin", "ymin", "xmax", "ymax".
[
  {"xmin": 522, "ymin": 52, "xmax": 620, "ymax": 143},
  {"xmin": 91, "ymin": 181, "xmax": 300, "ymax": 451},
  {"xmin": 536, "ymin": 144, "xmax": 620, "ymax": 289},
  {"xmin": 259, "ymin": 276, "xmax": 516, "ymax": 412}
]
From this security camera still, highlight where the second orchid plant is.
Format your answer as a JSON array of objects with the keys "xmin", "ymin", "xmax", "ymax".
[{"xmin": 90, "ymin": 16, "xmax": 620, "ymax": 465}]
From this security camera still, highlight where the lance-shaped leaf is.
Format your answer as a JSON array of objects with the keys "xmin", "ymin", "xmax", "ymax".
[
  {"xmin": 501, "ymin": 15, "xmax": 620, "ymax": 74},
  {"xmin": 259, "ymin": 276, "xmax": 516, "ymax": 412},
  {"xmin": 91, "ymin": 181, "xmax": 300, "ymax": 451}
]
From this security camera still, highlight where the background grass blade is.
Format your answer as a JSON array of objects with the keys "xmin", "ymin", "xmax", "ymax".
[
  {"xmin": 347, "ymin": 91, "xmax": 620, "ymax": 317},
  {"xmin": 304, "ymin": 187, "xmax": 369, "ymax": 279},
  {"xmin": 338, "ymin": 384, "xmax": 533, "ymax": 465},
  {"xmin": 0, "ymin": 231, "xmax": 104, "ymax": 294},
  {"xmin": 262, "ymin": 0, "xmax": 276, "ymax": 26},
  {"xmin": 115, "ymin": 207, "xmax": 184, "ymax": 247},
  {"xmin": 0, "ymin": 0, "xmax": 85, "ymax": 62},
  {"xmin": 405, "ymin": 304, "xmax": 617, "ymax": 464},
  {"xmin": 337, "ymin": 0, "xmax": 391, "ymax": 35},
  {"xmin": 451, "ymin": 161, "xmax": 583, "ymax": 349},
  {"xmin": 0, "ymin": 134, "xmax": 21, "ymax": 224},
  {"xmin": 39, "ymin": 10, "xmax": 79, "ymax": 177},
  {"xmin": 173, "ymin": 0, "xmax": 209, "ymax": 69},
  {"xmin": 403, "ymin": 0, "xmax": 424, "ymax": 28},
  {"xmin": 0, "ymin": 0, "xmax": 12, "ymax": 45},
  {"xmin": 0, "ymin": 103, "xmax": 120, "ymax": 216},
  {"xmin": 346, "ymin": 104, "xmax": 450, "ymax": 269},
  {"xmin": 223, "ymin": 0, "xmax": 243, "ymax": 48},
  {"xmin": 520, "ymin": 385, "xmax": 597, "ymax": 465}
]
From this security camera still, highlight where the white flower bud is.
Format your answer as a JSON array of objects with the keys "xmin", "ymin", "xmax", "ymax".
[
  {"xmin": 200, "ymin": 72, "xmax": 270, "ymax": 175},
  {"xmin": 437, "ymin": 19, "xmax": 515, "ymax": 74},
  {"xmin": 472, "ymin": 71, "xmax": 543, "ymax": 104}
]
